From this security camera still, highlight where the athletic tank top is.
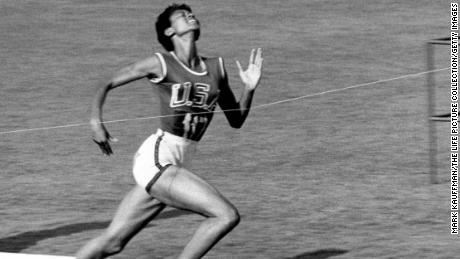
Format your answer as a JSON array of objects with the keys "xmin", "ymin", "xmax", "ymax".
[{"xmin": 149, "ymin": 51, "xmax": 225, "ymax": 141}]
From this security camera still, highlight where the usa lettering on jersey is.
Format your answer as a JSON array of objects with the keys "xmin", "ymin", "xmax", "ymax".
[{"xmin": 170, "ymin": 82, "xmax": 217, "ymax": 111}]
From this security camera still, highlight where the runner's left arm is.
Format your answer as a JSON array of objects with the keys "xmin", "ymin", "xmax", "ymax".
[{"xmin": 218, "ymin": 48, "xmax": 263, "ymax": 128}]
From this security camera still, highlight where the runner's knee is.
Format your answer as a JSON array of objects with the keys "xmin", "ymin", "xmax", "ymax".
[{"xmin": 216, "ymin": 205, "xmax": 240, "ymax": 229}]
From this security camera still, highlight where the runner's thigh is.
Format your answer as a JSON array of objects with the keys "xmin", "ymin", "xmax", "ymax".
[
  {"xmin": 149, "ymin": 166, "xmax": 235, "ymax": 217},
  {"xmin": 105, "ymin": 185, "xmax": 166, "ymax": 241}
]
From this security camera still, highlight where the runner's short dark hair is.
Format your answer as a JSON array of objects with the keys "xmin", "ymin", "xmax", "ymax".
[{"xmin": 156, "ymin": 4, "xmax": 200, "ymax": 51}]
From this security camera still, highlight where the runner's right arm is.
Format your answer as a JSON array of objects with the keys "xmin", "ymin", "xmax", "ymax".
[{"xmin": 90, "ymin": 56, "xmax": 163, "ymax": 155}]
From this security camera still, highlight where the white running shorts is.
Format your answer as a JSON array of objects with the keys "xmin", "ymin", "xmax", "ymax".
[{"xmin": 133, "ymin": 129, "xmax": 197, "ymax": 193}]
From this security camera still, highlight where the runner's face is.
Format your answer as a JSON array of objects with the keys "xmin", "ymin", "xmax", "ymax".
[{"xmin": 169, "ymin": 10, "xmax": 200, "ymax": 35}]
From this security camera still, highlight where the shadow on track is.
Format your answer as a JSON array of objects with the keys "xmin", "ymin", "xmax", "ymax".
[
  {"xmin": 285, "ymin": 248, "xmax": 348, "ymax": 259},
  {"xmin": 0, "ymin": 209, "xmax": 192, "ymax": 252}
]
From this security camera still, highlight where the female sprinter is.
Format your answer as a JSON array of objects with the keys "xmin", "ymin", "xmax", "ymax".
[{"xmin": 76, "ymin": 4, "xmax": 263, "ymax": 259}]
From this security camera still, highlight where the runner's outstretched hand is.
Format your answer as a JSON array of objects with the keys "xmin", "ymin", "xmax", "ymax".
[{"xmin": 236, "ymin": 48, "xmax": 263, "ymax": 90}]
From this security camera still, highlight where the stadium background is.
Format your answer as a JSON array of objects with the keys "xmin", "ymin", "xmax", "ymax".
[{"xmin": 0, "ymin": 1, "xmax": 455, "ymax": 258}]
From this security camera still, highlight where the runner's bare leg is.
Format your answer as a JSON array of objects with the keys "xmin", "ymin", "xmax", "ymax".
[
  {"xmin": 76, "ymin": 185, "xmax": 166, "ymax": 259},
  {"xmin": 149, "ymin": 165, "xmax": 240, "ymax": 259}
]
